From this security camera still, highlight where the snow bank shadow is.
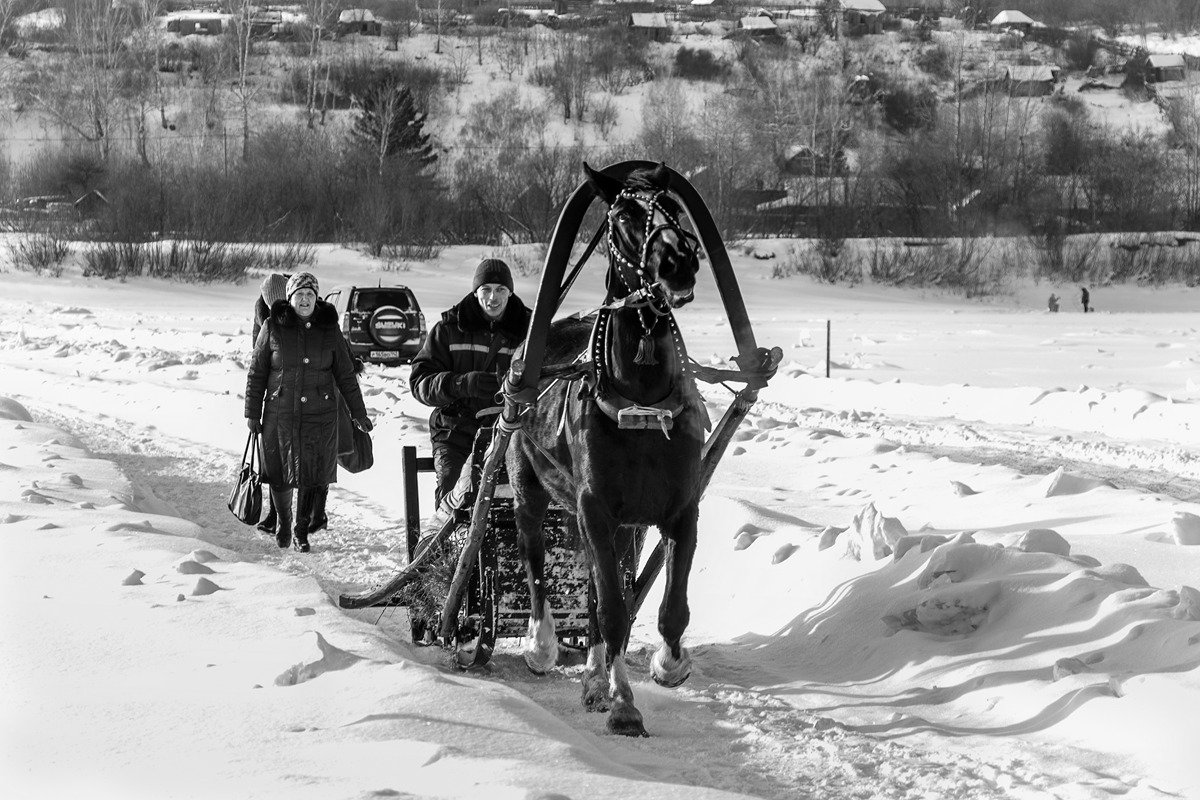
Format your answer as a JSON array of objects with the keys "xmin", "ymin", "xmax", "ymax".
[{"xmin": 733, "ymin": 531, "xmax": 1200, "ymax": 735}]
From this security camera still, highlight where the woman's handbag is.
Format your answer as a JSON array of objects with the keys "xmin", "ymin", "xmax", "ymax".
[
  {"xmin": 338, "ymin": 424, "xmax": 374, "ymax": 474},
  {"xmin": 227, "ymin": 432, "xmax": 264, "ymax": 524}
]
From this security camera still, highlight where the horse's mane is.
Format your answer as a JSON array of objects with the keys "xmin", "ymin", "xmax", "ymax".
[{"xmin": 621, "ymin": 168, "xmax": 670, "ymax": 193}]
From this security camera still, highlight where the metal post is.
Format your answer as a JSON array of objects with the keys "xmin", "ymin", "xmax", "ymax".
[
  {"xmin": 402, "ymin": 446, "xmax": 420, "ymax": 562},
  {"xmin": 825, "ymin": 319, "xmax": 831, "ymax": 378}
]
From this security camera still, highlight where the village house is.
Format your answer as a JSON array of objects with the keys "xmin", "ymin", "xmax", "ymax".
[
  {"xmin": 1147, "ymin": 53, "xmax": 1187, "ymax": 83},
  {"xmin": 990, "ymin": 9, "xmax": 1036, "ymax": 34},
  {"xmin": 738, "ymin": 14, "xmax": 780, "ymax": 37},
  {"xmin": 337, "ymin": 8, "xmax": 382, "ymax": 36},
  {"xmin": 1004, "ymin": 64, "xmax": 1055, "ymax": 96},
  {"xmin": 165, "ymin": 12, "xmax": 230, "ymax": 36},
  {"xmin": 841, "ymin": 0, "xmax": 886, "ymax": 35},
  {"xmin": 629, "ymin": 12, "xmax": 670, "ymax": 41}
]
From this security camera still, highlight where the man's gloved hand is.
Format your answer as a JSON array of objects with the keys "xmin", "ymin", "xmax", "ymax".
[
  {"xmin": 247, "ymin": 418, "xmax": 262, "ymax": 435},
  {"xmin": 460, "ymin": 371, "xmax": 500, "ymax": 400},
  {"xmin": 354, "ymin": 416, "xmax": 374, "ymax": 433}
]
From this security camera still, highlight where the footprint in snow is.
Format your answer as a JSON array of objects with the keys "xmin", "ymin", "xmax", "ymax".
[
  {"xmin": 772, "ymin": 543, "xmax": 799, "ymax": 564},
  {"xmin": 734, "ymin": 523, "xmax": 767, "ymax": 551},
  {"xmin": 176, "ymin": 559, "xmax": 215, "ymax": 575}
]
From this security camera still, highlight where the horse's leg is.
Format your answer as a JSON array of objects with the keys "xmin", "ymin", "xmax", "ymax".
[
  {"xmin": 511, "ymin": 463, "xmax": 557, "ymax": 674},
  {"xmin": 580, "ymin": 578, "xmax": 610, "ymax": 712},
  {"xmin": 579, "ymin": 491, "xmax": 647, "ymax": 737},
  {"xmin": 651, "ymin": 505, "xmax": 698, "ymax": 688}
]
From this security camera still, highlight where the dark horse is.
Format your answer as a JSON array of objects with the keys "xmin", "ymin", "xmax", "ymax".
[{"xmin": 507, "ymin": 163, "xmax": 705, "ymax": 737}]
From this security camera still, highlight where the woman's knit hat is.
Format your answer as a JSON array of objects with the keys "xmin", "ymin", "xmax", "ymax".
[
  {"xmin": 286, "ymin": 272, "xmax": 319, "ymax": 300},
  {"xmin": 472, "ymin": 258, "xmax": 513, "ymax": 292},
  {"xmin": 260, "ymin": 273, "xmax": 288, "ymax": 306}
]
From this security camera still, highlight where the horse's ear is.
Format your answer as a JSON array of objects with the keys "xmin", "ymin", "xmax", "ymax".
[
  {"xmin": 651, "ymin": 162, "xmax": 671, "ymax": 189},
  {"xmin": 583, "ymin": 161, "xmax": 622, "ymax": 205}
]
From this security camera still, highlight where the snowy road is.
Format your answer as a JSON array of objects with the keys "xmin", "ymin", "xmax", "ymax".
[{"xmin": 19, "ymin": 380, "xmax": 1183, "ymax": 800}]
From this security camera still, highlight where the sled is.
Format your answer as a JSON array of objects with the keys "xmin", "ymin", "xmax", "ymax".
[{"xmin": 337, "ymin": 160, "xmax": 782, "ymax": 668}]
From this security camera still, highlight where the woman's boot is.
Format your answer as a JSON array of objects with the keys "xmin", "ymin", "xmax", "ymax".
[
  {"xmin": 271, "ymin": 487, "xmax": 293, "ymax": 549},
  {"xmin": 256, "ymin": 491, "xmax": 277, "ymax": 535},
  {"xmin": 309, "ymin": 486, "xmax": 329, "ymax": 534},
  {"xmin": 294, "ymin": 488, "xmax": 314, "ymax": 553}
]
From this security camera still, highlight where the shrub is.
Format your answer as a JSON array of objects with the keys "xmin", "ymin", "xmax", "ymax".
[
  {"xmin": 915, "ymin": 43, "xmax": 952, "ymax": 80},
  {"xmin": 1028, "ymin": 231, "xmax": 1103, "ymax": 282},
  {"xmin": 8, "ymin": 233, "xmax": 72, "ymax": 276},
  {"xmin": 674, "ymin": 47, "xmax": 730, "ymax": 81},
  {"xmin": 773, "ymin": 239, "xmax": 861, "ymax": 283},
  {"xmin": 877, "ymin": 78, "xmax": 938, "ymax": 133},
  {"xmin": 592, "ymin": 95, "xmax": 619, "ymax": 138},
  {"xmin": 82, "ymin": 242, "xmax": 147, "ymax": 280},
  {"xmin": 326, "ymin": 54, "xmax": 443, "ymax": 111},
  {"xmin": 1106, "ymin": 237, "xmax": 1195, "ymax": 285},
  {"xmin": 1062, "ymin": 31, "xmax": 1099, "ymax": 71},
  {"xmin": 869, "ymin": 239, "xmax": 1005, "ymax": 296}
]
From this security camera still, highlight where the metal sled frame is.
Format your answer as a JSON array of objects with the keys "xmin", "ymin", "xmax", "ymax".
[{"xmin": 338, "ymin": 161, "xmax": 781, "ymax": 666}]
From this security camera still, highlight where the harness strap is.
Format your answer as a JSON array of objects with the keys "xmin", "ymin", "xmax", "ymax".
[{"xmin": 515, "ymin": 426, "xmax": 580, "ymax": 499}]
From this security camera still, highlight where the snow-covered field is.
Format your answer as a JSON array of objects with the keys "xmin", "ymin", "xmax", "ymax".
[{"xmin": 3, "ymin": 242, "xmax": 1200, "ymax": 799}]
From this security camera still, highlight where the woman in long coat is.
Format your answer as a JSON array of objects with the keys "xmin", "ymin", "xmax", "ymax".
[{"xmin": 245, "ymin": 272, "xmax": 371, "ymax": 552}]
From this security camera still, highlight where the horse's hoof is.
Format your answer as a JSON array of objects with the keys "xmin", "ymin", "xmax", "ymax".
[
  {"xmin": 651, "ymin": 645, "xmax": 692, "ymax": 688},
  {"xmin": 523, "ymin": 645, "xmax": 558, "ymax": 675},
  {"xmin": 606, "ymin": 704, "xmax": 649, "ymax": 738},
  {"xmin": 580, "ymin": 676, "xmax": 611, "ymax": 713}
]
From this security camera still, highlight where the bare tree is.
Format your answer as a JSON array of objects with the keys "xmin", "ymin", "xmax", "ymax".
[
  {"xmin": 22, "ymin": 2, "xmax": 128, "ymax": 159},
  {"xmin": 492, "ymin": 33, "xmax": 526, "ymax": 80},
  {"xmin": 227, "ymin": 0, "xmax": 266, "ymax": 159},
  {"xmin": 546, "ymin": 34, "xmax": 591, "ymax": 121},
  {"xmin": 301, "ymin": 0, "xmax": 344, "ymax": 128}
]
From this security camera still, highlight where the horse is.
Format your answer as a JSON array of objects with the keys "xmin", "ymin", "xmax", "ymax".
[{"xmin": 506, "ymin": 162, "xmax": 705, "ymax": 737}]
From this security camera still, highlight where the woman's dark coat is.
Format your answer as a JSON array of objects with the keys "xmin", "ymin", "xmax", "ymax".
[
  {"xmin": 408, "ymin": 292, "xmax": 531, "ymax": 446},
  {"xmin": 245, "ymin": 299, "xmax": 368, "ymax": 488}
]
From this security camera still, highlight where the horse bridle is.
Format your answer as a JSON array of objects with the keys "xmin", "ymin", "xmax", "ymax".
[
  {"xmin": 602, "ymin": 188, "xmax": 699, "ymax": 369},
  {"xmin": 606, "ymin": 188, "xmax": 699, "ymax": 317}
]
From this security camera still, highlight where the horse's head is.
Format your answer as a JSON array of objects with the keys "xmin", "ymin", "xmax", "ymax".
[{"xmin": 584, "ymin": 162, "xmax": 700, "ymax": 309}]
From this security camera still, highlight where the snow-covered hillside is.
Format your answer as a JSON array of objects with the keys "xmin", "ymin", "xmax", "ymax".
[{"xmin": 2, "ymin": 243, "xmax": 1200, "ymax": 799}]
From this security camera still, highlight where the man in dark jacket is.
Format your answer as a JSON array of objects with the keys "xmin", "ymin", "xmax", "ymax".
[{"xmin": 409, "ymin": 258, "xmax": 531, "ymax": 504}]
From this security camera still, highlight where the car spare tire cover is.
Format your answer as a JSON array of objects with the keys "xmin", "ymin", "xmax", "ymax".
[{"xmin": 368, "ymin": 305, "xmax": 409, "ymax": 347}]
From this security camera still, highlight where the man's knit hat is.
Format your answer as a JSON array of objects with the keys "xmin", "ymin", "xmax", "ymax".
[
  {"xmin": 472, "ymin": 258, "xmax": 513, "ymax": 292},
  {"xmin": 260, "ymin": 273, "xmax": 288, "ymax": 306},
  {"xmin": 286, "ymin": 272, "xmax": 319, "ymax": 300}
]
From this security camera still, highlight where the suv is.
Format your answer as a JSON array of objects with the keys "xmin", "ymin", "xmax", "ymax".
[{"xmin": 324, "ymin": 285, "xmax": 427, "ymax": 365}]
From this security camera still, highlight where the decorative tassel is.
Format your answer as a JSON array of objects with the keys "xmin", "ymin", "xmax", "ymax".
[{"xmin": 634, "ymin": 334, "xmax": 658, "ymax": 366}]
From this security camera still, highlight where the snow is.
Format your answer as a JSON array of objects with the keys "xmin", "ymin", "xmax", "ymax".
[{"xmin": 3, "ymin": 241, "xmax": 1200, "ymax": 798}]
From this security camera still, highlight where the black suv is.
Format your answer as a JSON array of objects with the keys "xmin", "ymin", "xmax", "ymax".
[{"xmin": 324, "ymin": 285, "xmax": 426, "ymax": 365}]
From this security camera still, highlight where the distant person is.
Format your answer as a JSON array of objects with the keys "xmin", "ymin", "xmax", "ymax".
[
  {"xmin": 1080, "ymin": 286, "xmax": 1091, "ymax": 313},
  {"xmin": 408, "ymin": 258, "xmax": 532, "ymax": 505},
  {"xmin": 245, "ymin": 272, "xmax": 372, "ymax": 552},
  {"xmin": 1048, "ymin": 293, "xmax": 1059, "ymax": 313}
]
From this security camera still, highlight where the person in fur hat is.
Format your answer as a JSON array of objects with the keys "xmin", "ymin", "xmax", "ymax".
[
  {"xmin": 409, "ymin": 258, "xmax": 531, "ymax": 504},
  {"xmin": 245, "ymin": 272, "xmax": 372, "ymax": 552}
]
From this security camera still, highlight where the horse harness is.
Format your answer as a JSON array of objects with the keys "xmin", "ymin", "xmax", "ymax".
[{"xmin": 501, "ymin": 188, "xmax": 717, "ymax": 491}]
